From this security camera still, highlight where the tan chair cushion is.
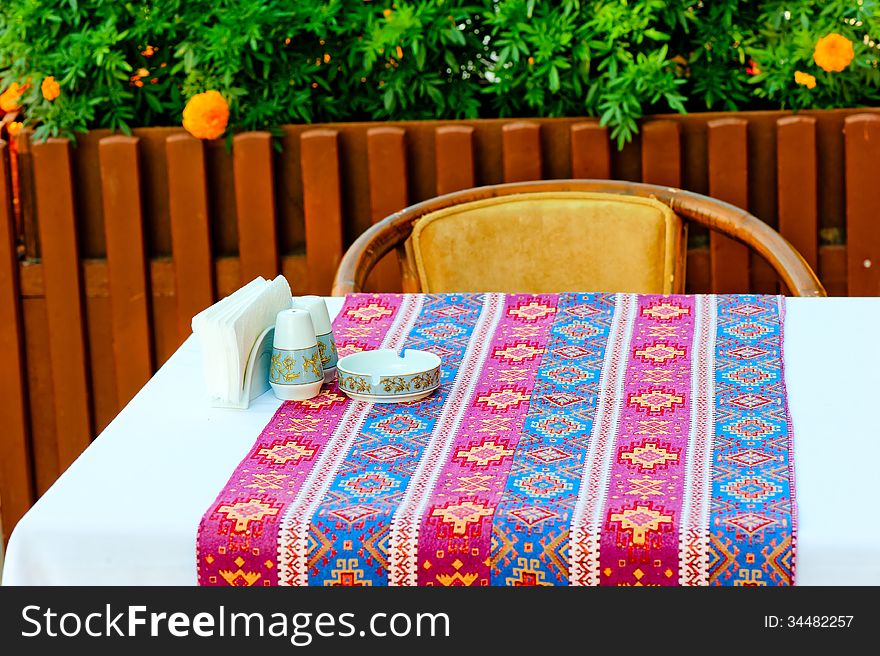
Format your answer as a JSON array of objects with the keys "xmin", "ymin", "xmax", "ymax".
[{"xmin": 409, "ymin": 191, "xmax": 685, "ymax": 294}]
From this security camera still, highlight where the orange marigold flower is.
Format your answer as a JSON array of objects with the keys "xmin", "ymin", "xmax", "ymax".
[
  {"xmin": 745, "ymin": 59, "xmax": 761, "ymax": 76},
  {"xmin": 7, "ymin": 121, "xmax": 23, "ymax": 137},
  {"xmin": 383, "ymin": 8, "xmax": 392, "ymax": 18},
  {"xmin": 136, "ymin": 68, "xmax": 150, "ymax": 78},
  {"xmin": 182, "ymin": 90, "xmax": 229, "ymax": 140},
  {"xmin": 41, "ymin": 76, "xmax": 61, "ymax": 101},
  {"xmin": 527, "ymin": 56, "xmax": 535, "ymax": 66},
  {"xmin": 0, "ymin": 82, "xmax": 26, "ymax": 112},
  {"xmin": 813, "ymin": 33, "xmax": 855, "ymax": 72},
  {"xmin": 142, "ymin": 45, "xmax": 156, "ymax": 57},
  {"xmin": 794, "ymin": 70, "xmax": 817, "ymax": 89}
]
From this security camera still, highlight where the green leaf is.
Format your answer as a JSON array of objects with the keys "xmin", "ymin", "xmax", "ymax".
[
  {"xmin": 644, "ymin": 29, "xmax": 669, "ymax": 42},
  {"xmin": 447, "ymin": 28, "xmax": 465, "ymax": 46},
  {"xmin": 548, "ymin": 66, "xmax": 560, "ymax": 92},
  {"xmin": 383, "ymin": 87, "xmax": 395, "ymax": 112},
  {"xmin": 144, "ymin": 92, "xmax": 164, "ymax": 113}
]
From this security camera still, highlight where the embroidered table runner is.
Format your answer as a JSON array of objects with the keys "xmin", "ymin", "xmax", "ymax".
[{"xmin": 198, "ymin": 293, "xmax": 796, "ymax": 586}]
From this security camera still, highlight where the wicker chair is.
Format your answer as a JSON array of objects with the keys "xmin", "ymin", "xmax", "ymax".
[{"xmin": 332, "ymin": 180, "xmax": 825, "ymax": 297}]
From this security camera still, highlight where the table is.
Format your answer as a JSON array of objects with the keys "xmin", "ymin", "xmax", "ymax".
[{"xmin": 4, "ymin": 297, "xmax": 879, "ymax": 586}]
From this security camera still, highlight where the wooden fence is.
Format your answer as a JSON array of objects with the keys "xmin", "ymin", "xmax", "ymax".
[{"xmin": 2, "ymin": 108, "xmax": 880, "ymax": 540}]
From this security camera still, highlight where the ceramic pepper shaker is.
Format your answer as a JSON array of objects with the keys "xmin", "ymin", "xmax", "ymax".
[
  {"xmin": 291, "ymin": 295, "xmax": 338, "ymax": 383},
  {"xmin": 269, "ymin": 308, "xmax": 324, "ymax": 401}
]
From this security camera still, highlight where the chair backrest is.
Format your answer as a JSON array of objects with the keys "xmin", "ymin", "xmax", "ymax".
[
  {"xmin": 408, "ymin": 191, "xmax": 685, "ymax": 294},
  {"xmin": 333, "ymin": 180, "xmax": 826, "ymax": 298}
]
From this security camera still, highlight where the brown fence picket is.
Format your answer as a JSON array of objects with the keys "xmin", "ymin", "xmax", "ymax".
[
  {"xmin": 98, "ymin": 136, "xmax": 153, "ymax": 406},
  {"xmin": 777, "ymin": 117, "xmax": 818, "ymax": 274},
  {"xmin": 366, "ymin": 126, "xmax": 407, "ymax": 291},
  {"xmin": 819, "ymin": 245, "xmax": 847, "ymax": 297},
  {"xmin": 844, "ymin": 114, "xmax": 880, "ymax": 296},
  {"xmin": 0, "ymin": 141, "xmax": 32, "ymax": 539},
  {"xmin": 148, "ymin": 258, "xmax": 180, "ymax": 367},
  {"xmin": 31, "ymin": 139, "xmax": 92, "ymax": 472},
  {"xmin": 435, "ymin": 125, "xmax": 475, "ymax": 195},
  {"xmin": 83, "ymin": 278, "xmax": 118, "ymax": 434},
  {"xmin": 233, "ymin": 132, "xmax": 279, "ymax": 284},
  {"xmin": 167, "ymin": 135, "xmax": 214, "ymax": 337},
  {"xmin": 641, "ymin": 120, "xmax": 681, "ymax": 187},
  {"xmin": 502, "ymin": 122, "xmax": 542, "ymax": 182},
  {"xmin": 570, "ymin": 123, "xmax": 611, "ymax": 179},
  {"xmin": 707, "ymin": 118, "xmax": 751, "ymax": 293},
  {"xmin": 301, "ymin": 129, "xmax": 344, "ymax": 295}
]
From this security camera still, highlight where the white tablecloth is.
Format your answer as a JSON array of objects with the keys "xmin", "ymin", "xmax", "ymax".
[{"xmin": 4, "ymin": 297, "xmax": 879, "ymax": 586}]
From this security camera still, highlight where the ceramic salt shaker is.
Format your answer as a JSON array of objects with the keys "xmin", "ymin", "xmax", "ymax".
[
  {"xmin": 269, "ymin": 308, "xmax": 323, "ymax": 401},
  {"xmin": 292, "ymin": 295, "xmax": 338, "ymax": 383}
]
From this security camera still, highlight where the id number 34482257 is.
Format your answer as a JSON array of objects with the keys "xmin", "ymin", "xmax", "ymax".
[{"xmin": 764, "ymin": 616, "xmax": 854, "ymax": 629}]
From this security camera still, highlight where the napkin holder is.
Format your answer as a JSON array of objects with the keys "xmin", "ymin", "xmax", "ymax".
[{"xmin": 209, "ymin": 326, "xmax": 275, "ymax": 409}]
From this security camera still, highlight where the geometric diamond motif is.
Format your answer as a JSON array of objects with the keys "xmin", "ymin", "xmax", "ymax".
[
  {"xmin": 507, "ymin": 301, "xmax": 557, "ymax": 322},
  {"xmin": 431, "ymin": 305, "xmax": 471, "ymax": 319},
  {"xmin": 456, "ymin": 440, "xmax": 515, "ymax": 467},
  {"xmin": 345, "ymin": 302, "xmax": 395, "ymax": 322},
  {"xmin": 342, "ymin": 472, "xmax": 400, "ymax": 495},
  {"xmin": 641, "ymin": 302, "xmax": 690, "ymax": 321},
  {"xmin": 363, "ymin": 444, "xmax": 409, "ymax": 462},
  {"xmin": 418, "ymin": 322, "xmax": 463, "ymax": 339},
  {"xmin": 628, "ymin": 388, "xmax": 685, "ymax": 415},
  {"xmin": 726, "ymin": 449, "xmax": 777, "ymax": 467},
  {"xmin": 508, "ymin": 506, "xmax": 559, "ymax": 527},
  {"xmin": 257, "ymin": 439, "xmax": 316, "ymax": 465},
  {"xmin": 516, "ymin": 473, "xmax": 569, "ymax": 497},
  {"xmin": 625, "ymin": 477, "xmax": 666, "ymax": 499},
  {"xmin": 375, "ymin": 414, "xmax": 424, "ymax": 436},
  {"xmin": 729, "ymin": 394, "xmax": 774, "ymax": 410},
  {"xmin": 634, "ymin": 343, "xmax": 686, "ymax": 363},
  {"xmin": 533, "ymin": 414, "xmax": 582, "ymax": 437},
  {"xmin": 545, "ymin": 365, "xmax": 592, "ymax": 385},
  {"xmin": 635, "ymin": 419, "xmax": 671, "ymax": 435},
  {"xmin": 727, "ymin": 418, "xmax": 776, "ymax": 439},
  {"xmin": 722, "ymin": 476, "xmax": 780, "ymax": 503},
  {"xmin": 328, "ymin": 505, "xmax": 380, "ymax": 526},
  {"xmin": 541, "ymin": 392, "xmax": 584, "ymax": 408},
  {"xmin": 728, "ymin": 345, "xmax": 769, "ymax": 360},
  {"xmin": 558, "ymin": 323, "xmax": 600, "ymax": 340},
  {"xmin": 730, "ymin": 303, "xmax": 766, "ymax": 317},
  {"xmin": 726, "ymin": 321, "xmax": 771, "ymax": 339},
  {"xmin": 431, "ymin": 501, "xmax": 494, "ymax": 535},
  {"xmin": 475, "ymin": 388, "xmax": 530, "ymax": 412},
  {"xmin": 554, "ymin": 344, "xmax": 593, "ymax": 360},
  {"xmin": 527, "ymin": 446, "xmax": 571, "ymax": 464},
  {"xmin": 725, "ymin": 513, "xmax": 777, "ymax": 536},
  {"xmin": 493, "ymin": 342, "xmax": 546, "ymax": 363},
  {"xmin": 619, "ymin": 441, "xmax": 679, "ymax": 470},
  {"xmin": 565, "ymin": 304, "xmax": 601, "ymax": 318},
  {"xmin": 725, "ymin": 366, "xmax": 772, "ymax": 385},
  {"xmin": 609, "ymin": 504, "xmax": 675, "ymax": 545},
  {"xmin": 216, "ymin": 499, "xmax": 279, "ymax": 532}
]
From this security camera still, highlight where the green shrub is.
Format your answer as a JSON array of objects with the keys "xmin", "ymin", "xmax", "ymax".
[{"xmin": 1, "ymin": 1, "xmax": 879, "ymax": 146}]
